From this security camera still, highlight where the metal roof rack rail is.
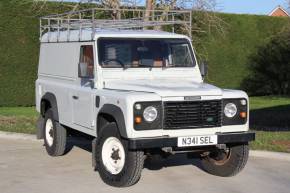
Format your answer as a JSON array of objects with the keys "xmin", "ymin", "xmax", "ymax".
[{"xmin": 40, "ymin": 8, "xmax": 192, "ymax": 42}]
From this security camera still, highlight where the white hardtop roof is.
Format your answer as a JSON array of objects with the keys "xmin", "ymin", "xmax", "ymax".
[{"xmin": 40, "ymin": 29, "xmax": 189, "ymax": 43}]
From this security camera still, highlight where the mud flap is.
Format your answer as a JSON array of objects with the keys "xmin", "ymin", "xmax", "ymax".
[
  {"xmin": 36, "ymin": 116, "xmax": 45, "ymax": 139},
  {"xmin": 92, "ymin": 138, "xmax": 97, "ymax": 168}
]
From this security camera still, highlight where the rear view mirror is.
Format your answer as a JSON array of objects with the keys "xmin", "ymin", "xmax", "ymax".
[
  {"xmin": 200, "ymin": 61, "xmax": 208, "ymax": 80},
  {"xmin": 137, "ymin": 47, "xmax": 149, "ymax": 52}
]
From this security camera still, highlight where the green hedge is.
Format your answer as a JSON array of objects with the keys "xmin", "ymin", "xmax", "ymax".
[
  {"xmin": 0, "ymin": 0, "xmax": 289, "ymax": 106},
  {"xmin": 0, "ymin": 1, "xmax": 73, "ymax": 107},
  {"xmin": 0, "ymin": 1, "xmax": 38, "ymax": 106},
  {"xmin": 199, "ymin": 13, "xmax": 289, "ymax": 89}
]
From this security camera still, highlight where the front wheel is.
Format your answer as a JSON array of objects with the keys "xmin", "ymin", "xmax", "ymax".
[
  {"xmin": 96, "ymin": 123, "xmax": 144, "ymax": 187},
  {"xmin": 201, "ymin": 143, "xmax": 249, "ymax": 177}
]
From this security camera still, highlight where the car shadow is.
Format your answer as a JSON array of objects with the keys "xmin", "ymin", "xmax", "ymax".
[
  {"xmin": 250, "ymin": 104, "xmax": 290, "ymax": 131},
  {"xmin": 144, "ymin": 153, "xmax": 203, "ymax": 171},
  {"xmin": 65, "ymin": 136, "xmax": 93, "ymax": 154},
  {"xmin": 65, "ymin": 136, "xmax": 204, "ymax": 171}
]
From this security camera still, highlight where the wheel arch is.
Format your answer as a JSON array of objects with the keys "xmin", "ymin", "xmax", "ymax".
[
  {"xmin": 40, "ymin": 92, "xmax": 59, "ymax": 121},
  {"xmin": 97, "ymin": 104, "xmax": 127, "ymax": 138}
]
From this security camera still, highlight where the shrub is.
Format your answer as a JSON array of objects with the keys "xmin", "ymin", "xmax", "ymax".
[{"xmin": 242, "ymin": 28, "xmax": 290, "ymax": 96}]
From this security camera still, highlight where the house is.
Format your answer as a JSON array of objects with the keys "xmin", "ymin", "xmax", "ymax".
[{"xmin": 269, "ymin": 5, "xmax": 290, "ymax": 17}]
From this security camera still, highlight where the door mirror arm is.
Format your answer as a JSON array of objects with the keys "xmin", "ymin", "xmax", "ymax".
[
  {"xmin": 89, "ymin": 79, "xmax": 95, "ymax": 89},
  {"xmin": 200, "ymin": 61, "xmax": 208, "ymax": 80}
]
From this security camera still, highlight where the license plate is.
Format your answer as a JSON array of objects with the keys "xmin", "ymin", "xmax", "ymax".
[{"xmin": 177, "ymin": 135, "xmax": 218, "ymax": 147}]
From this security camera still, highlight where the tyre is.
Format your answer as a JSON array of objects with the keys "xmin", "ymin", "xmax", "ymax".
[
  {"xmin": 96, "ymin": 123, "xmax": 144, "ymax": 187},
  {"xmin": 201, "ymin": 143, "xmax": 249, "ymax": 177},
  {"xmin": 145, "ymin": 154, "xmax": 164, "ymax": 170},
  {"xmin": 43, "ymin": 109, "xmax": 67, "ymax": 156}
]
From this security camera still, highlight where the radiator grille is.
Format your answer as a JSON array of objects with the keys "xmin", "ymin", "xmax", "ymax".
[{"xmin": 163, "ymin": 100, "xmax": 222, "ymax": 129}]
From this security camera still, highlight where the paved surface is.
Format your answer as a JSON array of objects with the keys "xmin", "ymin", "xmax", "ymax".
[{"xmin": 0, "ymin": 138, "xmax": 290, "ymax": 193}]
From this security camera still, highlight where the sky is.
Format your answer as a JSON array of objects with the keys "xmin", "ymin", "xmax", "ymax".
[{"xmin": 216, "ymin": 0, "xmax": 289, "ymax": 15}]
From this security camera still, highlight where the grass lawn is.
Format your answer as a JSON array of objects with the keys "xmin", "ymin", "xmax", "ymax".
[
  {"xmin": 250, "ymin": 96, "xmax": 290, "ymax": 130},
  {"xmin": 250, "ymin": 96, "xmax": 290, "ymax": 110},
  {"xmin": 0, "ymin": 96, "xmax": 290, "ymax": 152},
  {"xmin": 0, "ymin": 107, "xmax": 38, "ymax": 134},
  {"xmin": 251, "ymin": 131, "xmax": 290, "ymax": 152},
  {"xmin": 249, "ymin": 96, "xmax": 290, "ymax": 152}
]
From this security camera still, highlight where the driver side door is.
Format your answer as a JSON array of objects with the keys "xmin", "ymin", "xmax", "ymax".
[{"xmin": 72, "ymin": 44, "xmax": 95, "ymax": 129}]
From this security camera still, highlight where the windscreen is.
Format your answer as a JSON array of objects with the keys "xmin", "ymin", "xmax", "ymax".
[{"xmin": 98, "ymin": 38, "xmax": 196, "ymax": 68}]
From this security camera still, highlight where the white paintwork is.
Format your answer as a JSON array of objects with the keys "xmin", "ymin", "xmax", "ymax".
[
  {"xmin": 39, "ymin": 43, "xmax": 79, "ymax": 79},
  {"xmin": 72, "ymin": 84, "xmax": 96, "ymax": 128},
  {"xmin": 36, "ymin": 29, "xmax": 249, "ymax": 141},
  {"xmin": 45, "ymin": 119, "xmax": 54, "ymax": 146},
  {"xmin": 41, "ymin": 29, "xmax": 188, "ymax": 43},
  {"xmin": 104, "ymin": 79, "xmax": 222, "ymax": 97},
  {"xmin": 101, "ymin": 137, "xmax": 125, "ymax": 175}
]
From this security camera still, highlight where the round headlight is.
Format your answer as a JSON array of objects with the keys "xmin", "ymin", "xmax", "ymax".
[
  {"xmin": 224, "ymin": 103, "xmax": 237, "ymax": 118},
  {"xmin": 143, "ymin": 106, "xmax": 158, "ymax": 122}
]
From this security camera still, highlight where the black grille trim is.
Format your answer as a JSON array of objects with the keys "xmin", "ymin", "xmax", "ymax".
[{"xmin": 163, "ymin": 100, "xmax": 222, "ymax": 129}]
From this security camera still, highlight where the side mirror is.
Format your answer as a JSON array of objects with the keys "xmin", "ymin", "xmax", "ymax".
[
  {"xmin": 200, "ymin": 61, "xmax": 208, "ymax": 80},
  {"xmin": 79, "ymin": 62, "xmax": 88, "ymax": 78}
]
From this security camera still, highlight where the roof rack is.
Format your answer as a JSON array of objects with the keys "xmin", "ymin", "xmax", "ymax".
[{"xmin": 40, "ymin": 8, "xmax": 192, "ymax": 42}]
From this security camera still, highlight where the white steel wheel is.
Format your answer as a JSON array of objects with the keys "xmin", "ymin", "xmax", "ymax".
[
  {"xmin": 45, "ymin": 118, "xmax": 54, "ymax": 147},
  {"xmin": 96, "ymin": 123, "xmax": 144, "ymax": 187},
  {"xmin": 43, "ymin": 109, "xmax": 67, "ymax": 157},
  {"xmin": 101, "ymin": 137, "xmax": 126, "ymax": 175}
]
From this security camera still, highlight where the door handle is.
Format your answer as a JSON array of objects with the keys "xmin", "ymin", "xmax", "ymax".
[{"xmin": 72, "ymin": 96, "xmax": 79, "ymax": 100}]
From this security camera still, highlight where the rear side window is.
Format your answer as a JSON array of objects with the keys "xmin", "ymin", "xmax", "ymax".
[{"xmin": 79, "ymin": 45, "xmax": 94, "ymax": 78}]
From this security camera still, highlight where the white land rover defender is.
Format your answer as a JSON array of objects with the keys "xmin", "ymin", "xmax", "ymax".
[{"xmin": 36, "ymin": 9, "xmax": 255, "ymax": 187}]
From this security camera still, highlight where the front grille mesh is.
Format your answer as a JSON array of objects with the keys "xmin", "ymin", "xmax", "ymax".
[{"xmin": 163, "ymin": 100, "xmax": 222, "ymax": 129}]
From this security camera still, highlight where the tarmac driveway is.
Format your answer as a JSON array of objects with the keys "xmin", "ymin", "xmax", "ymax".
[{"xmin": 0, "ymin": 137, "xmax": 290, "ymax": 193}]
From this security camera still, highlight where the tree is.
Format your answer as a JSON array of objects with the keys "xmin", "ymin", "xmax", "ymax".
[
  {"xmin": 242, "ymin": 28, "xmax": 290, "ymax": 96},
  {"xmin": 143, "ymin": 0, "xmax": 225, "ymax": 59},
  {"xmin": 25, "ymin": 0, "xmax": 225, "ymax": 60},
  {"xmin": 144, "ymin": 0, "xmax": 154, "ymax": 22}
]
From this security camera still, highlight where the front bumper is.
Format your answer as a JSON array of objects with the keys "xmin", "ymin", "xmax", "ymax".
[{"xmin": 127, "ymin": 132, "xmax": 255, "ymax": 150}]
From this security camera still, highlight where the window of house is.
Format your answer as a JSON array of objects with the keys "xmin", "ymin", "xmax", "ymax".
[{"xmin": 79, "ymin": 45, "xmax": 94, "ymax": 78}]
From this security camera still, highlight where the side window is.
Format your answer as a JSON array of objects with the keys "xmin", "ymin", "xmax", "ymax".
[{"xmin": 79, "ymin": 45, "xmax": 94, "ymax": 78}]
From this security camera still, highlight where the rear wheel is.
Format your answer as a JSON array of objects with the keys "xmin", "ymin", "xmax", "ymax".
[
  {"xmin": 43, "ymin": 109, "xmax": 67, "ymax": 156},
  {"xmin": 201, "ymin": 143, "xmax": 249, "ymax": 177},
  {"xmin": 96, "ymin": 123, "xmax": 144, "ymax": 187}
]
